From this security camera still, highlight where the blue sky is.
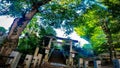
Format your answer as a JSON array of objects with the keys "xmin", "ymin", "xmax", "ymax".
[{"xmin": 0, "ymin": 15, "xmax": 89, "ymax": 47}]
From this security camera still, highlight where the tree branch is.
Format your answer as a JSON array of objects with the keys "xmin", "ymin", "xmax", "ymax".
[{"xmin": 8, "ymin": 0, "xmax": 52, "ymax": 40}]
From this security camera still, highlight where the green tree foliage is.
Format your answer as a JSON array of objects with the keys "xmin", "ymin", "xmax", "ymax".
[
  {"xmin": 0, "ymin": 26, "xmax": 6, "ymax": 34},
  {"xmin": 17, "ymin": 16, "xmax": 56, "ymax": 54},
  {"xmin": 74, "ymin": 0, "xmax": 120, "ymax": 57},
  {"xmin": 1, "ymin": 0, "xmax": 119, "ymax": 58},
  {"xmin": 0, "ymin": 0, "xmax": 100, "ymax": 34},
  {"xmin": 73, "ymin": 5, "xmax": 107, "ymax": 55},
  {"xmin": 0, "ymin": 0, "xmax": 51, "ymax": 17},
  {"xmin": 98, "ymin": 0, "xmax": 120, "ymax": 61},
  {"xmin": 0, "ymin": 27, "xmax": 7, "ymax": 45},
  {"xmin": 105, "ymin": 0, "xmax": 120, "ymax": 47},
  {"xmin": 97, "ymin": 0, "xmax": 120, "ymax": 47}
]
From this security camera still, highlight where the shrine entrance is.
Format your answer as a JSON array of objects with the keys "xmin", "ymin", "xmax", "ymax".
[
  {"xmin": 48, "ymin": 49, "xmax": 66, "ymax": 64},
  {"xmin": 41, "ymin": 36, "xmax": 78, "ymax": 68},
  {"xmin": 0, "ymin": 36, "xmax": 78, "ymax": 68}
]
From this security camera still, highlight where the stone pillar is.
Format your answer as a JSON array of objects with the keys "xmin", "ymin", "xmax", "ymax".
[
  {"xmin": 78, "ymin": 58, "xmax": 83, "ymax": 68},
  {"xmin": 44, "ymin": 38, "xmax": 53, "ymax": 62},
  {"xmin": 34, "ymin": 47, "xmax": 39, "ymax": 56},
  {"xmin": 37, "ymin": 54, "xmax": 43, "ymax": 66},
  {"xmin": 31, "ymin": 56, "xmax": 38, "ymax": 68},
  {"xmin": 94, "ymin": 60, "xmax": 101, "ymax": 68},
  {"xmin": 112, "ymin": 51, "xmax": 116, "ymax": 59},
  {"xmin": 83, "ymin": 60, "xmax": 88, "ymax": 68},
  {"xmin": 44, "ymin": 47, "xmax": 50, "ymax": 62},
  {"xmin": 69, "ymin": 41, "xmax": 73, "ymax": 66},
  {"xmin": 119, "ymin": 59, "xmax": 120, "ymax": 67},
  {"xmin": 6, "ymin": 51, "xmax": 22, "ymax": 68},
  {"xmin": 113, "ymin": 59, "xmax": 120, "ymax": 68},
  {"xmin": 31, "ymin": 54, "xmax": 43, "ymax": 68},
  {"xmin": 23, "ymin": 55, "xmax": 33, "ymax": 68}
]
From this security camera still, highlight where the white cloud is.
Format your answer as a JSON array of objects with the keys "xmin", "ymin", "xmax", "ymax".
[
  {"xmin": 55, "ymin": 29, "xmax": 89, "ymax": 47},
  {"xmin": 69, "ymin": 31, "xmax": 89, "ymax": 46},
  {"xmin": 0, "ymin": 15, "xmax": 14, "ymax": 30}
]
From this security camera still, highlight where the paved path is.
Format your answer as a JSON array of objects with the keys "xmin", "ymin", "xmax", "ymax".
[{"xmin": 89, "ymin": 65, "xmax": 113, "ymax": 68}]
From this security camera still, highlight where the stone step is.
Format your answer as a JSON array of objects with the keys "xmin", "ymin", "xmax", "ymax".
[{"xmin": 41, "ymin": 62, "xmax": 68, "ymax": 68}]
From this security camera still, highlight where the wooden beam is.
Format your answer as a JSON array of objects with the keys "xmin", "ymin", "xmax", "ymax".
[
  {"xmin": 52, "ymin": 41, "xmax": 71, "ymax": 45},
  {"xmin": 46, "ymin": 36, "xmax": 78, "ymax": 43}
]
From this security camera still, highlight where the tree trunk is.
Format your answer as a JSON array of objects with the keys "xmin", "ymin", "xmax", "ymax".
[
  {"xmin": 101, "ymin": 20, "xmax": 116, "ymax": 63},
  {"xmin": 0, "ymin": 0, "xmax": 51, "ymax": 62}
]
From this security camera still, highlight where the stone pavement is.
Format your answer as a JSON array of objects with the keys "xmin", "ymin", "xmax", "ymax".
[
  {"xmin": 41, "ymin": 62, "xmax": 68, "ymax": 68},
  {"xmin": 89, "ymin": 65, "xmax": 113, "ymax": 68}
]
